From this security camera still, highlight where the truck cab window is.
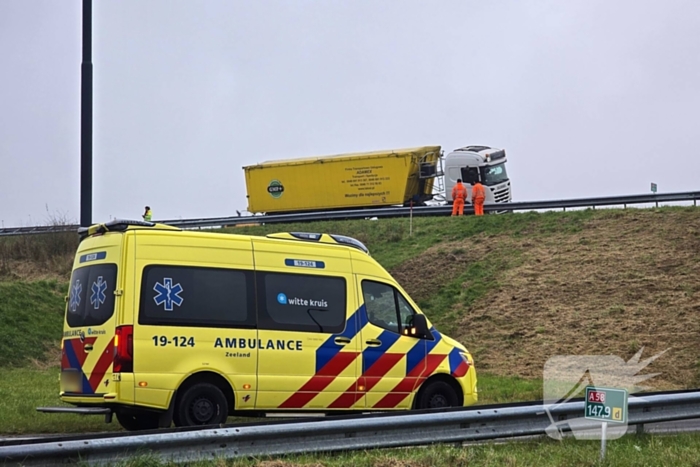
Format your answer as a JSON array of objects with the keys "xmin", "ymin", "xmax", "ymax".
[
  {"xmin": 461, "ymin": 167, "xmax": 480, "ymax": 185},
  {"xmin": 362, "ymin": 280, "xmax": 416, "ymax": 334}
]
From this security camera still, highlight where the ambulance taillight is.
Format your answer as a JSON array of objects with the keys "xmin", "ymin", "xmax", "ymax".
[{"xmin": 114, "ymin": 325, "xmax": 133, "ymax": 373}]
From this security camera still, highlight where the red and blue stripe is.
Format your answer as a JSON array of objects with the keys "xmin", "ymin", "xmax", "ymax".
[
  {"xmin": 279, "ymin": 305, "xmax": 367, "ymax": 408},
  {"xmin": 61, "ymin": 337, "xmax": 114, "ymax": 394}
]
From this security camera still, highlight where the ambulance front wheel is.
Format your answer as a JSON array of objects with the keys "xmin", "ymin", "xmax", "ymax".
[
  {"xmin": 174, "ymin": 382, "xmax": 229, "ymax": 427},
  {"xmin": 416, "ymin": 380, "xmax": 460, "ymax": 409}
]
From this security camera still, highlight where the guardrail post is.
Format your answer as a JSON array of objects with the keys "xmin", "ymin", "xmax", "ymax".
[{"xmin": 636, "ymin": 423, "xmax": 644, "ymax": 435}]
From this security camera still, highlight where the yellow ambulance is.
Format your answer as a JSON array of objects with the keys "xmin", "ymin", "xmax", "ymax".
[{"xmin": 52, "ymin": 220, "xmax": 477, "ymax": 430}]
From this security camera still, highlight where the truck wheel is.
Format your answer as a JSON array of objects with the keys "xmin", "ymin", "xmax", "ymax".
[
  {"xmin": 116, "ymin": 410, "xmax": 160, "ymax": 431},
  {"xmin": 174, "ymin": 382, "xmax": 228, "ymax": 427},
  {"xmin": 416, "ymin": 380, "xmax": 459, "ymax": 409}
]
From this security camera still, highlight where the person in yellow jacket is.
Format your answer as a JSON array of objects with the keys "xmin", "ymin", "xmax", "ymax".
[
  {"xmin": 472, "ymin": 181, "xmax": 486, "ymax": 216},
  {"xmin": 451, "ymin": 179, "xmax": 468, "ymax": 216},
  {"xmin": 142, "ymin": 206, "xmax": 153, "ymax": 222}
]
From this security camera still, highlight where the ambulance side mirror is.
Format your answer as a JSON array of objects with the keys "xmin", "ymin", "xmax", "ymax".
[{"xmin": 404, "ymin": 314, "xmax": 430, "ymax": 339}]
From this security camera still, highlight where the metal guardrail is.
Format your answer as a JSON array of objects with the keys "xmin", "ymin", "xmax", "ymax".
[
  {"xmin": 0, "ymin": 224, "xmax": 77, "ymax": 236},
  {"xmin": 1, "ymin": 191, "xmax": 698, "ymax": 237},
  {"xmin": 3, "ymin": 391, "xmax": 700, "ymax": 465}
]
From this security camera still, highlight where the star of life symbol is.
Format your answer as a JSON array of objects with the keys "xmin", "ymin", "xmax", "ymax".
[
  {"xmin": 153, "ymin": 278, "xmax": 184, "ymax": 311},
  {"xmin": 69, "ymin": 280, "xmax": 82, "ymax": 313},
  {"xmin": 543, "ymin": 347, "xmax": 667, "ymax": 440},
  {"xmin": 90, "ymin": 276, "xmax": 107, "ymax": 309}
]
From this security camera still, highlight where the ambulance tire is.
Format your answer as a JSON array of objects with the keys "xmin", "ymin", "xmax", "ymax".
[
  {"xmin": 174, "ymin": 382, "xmax": 229, "ymax": 427},
  {"xmin": 416, "ymin": 380, "xmax": 459, "ymax": 409},
  {"xmin": 115, "ymin": 410, "xmax": 160, "ymax": 431}
]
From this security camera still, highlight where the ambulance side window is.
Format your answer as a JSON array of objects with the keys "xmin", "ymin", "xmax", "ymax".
[
  {"xmin": 139, "ymin": 265, "xmax": 255, "ymax": 328},
  {"xmin": 257, "ymin": 272, "xmax": 346, "ymax": 334},
  {"xmin": 396, "ymin": 294, "xmax": 417, "ymax": 329},
  {"xmin": 362, "ymin": 281, "xmax": 415, "ymax": 334}
]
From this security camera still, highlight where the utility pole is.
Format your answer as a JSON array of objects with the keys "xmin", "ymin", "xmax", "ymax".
[{"xmin": 80, "ymin": 0, "xmax": 93, "ymax": 227}]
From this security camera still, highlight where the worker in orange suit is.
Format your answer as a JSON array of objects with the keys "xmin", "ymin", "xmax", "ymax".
[
  {"xmin": 451, "ymin": 178, "xmax": 468, "ymax": 216},
  {"xmin": 472, "ymin": 180, "xmax": 486, "ymax": 216}
]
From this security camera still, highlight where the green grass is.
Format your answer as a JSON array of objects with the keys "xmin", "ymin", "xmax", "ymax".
[
  {"xmin": 100, "ymin": 433, "xmax": 700, "ymax": 466},
  {"xmin": 0, "ymin": 367, "xmax": 542, "ymax": 434},
  {"xmin": 0, "ymin": 367, "xmax": 262, "ymax": 434},
  {"xmin": 226, "ymin": 208, "xmax": 603, "ymax": 270},
  {"xmin": 0, "ymin": 207, "xmax": 697, "ymax": 436},
  {"xmin": 0, "ymin": 280, "xmax": 66, "ymax": 367},
  {"xmin": 477, "ymin": 374, "xmax": 543, "ymax": 404},
  {"xmin": 0, "ymin": 367, "xmax": 121, "ymax": 434}
]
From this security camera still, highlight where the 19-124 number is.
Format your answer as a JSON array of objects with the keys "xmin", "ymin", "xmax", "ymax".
[{"xmin": 152, "ymin": 335, "xmax": 195, "ymax": 347}]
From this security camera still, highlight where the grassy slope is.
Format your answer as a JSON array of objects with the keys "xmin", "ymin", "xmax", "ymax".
[
  {"xmin": 0, "ymin": 280, "xmax": 65, "ymax": 367},
  {"xmin": 0, "ymin": 207, "xmax": 698, "ymax": 434},
  {"xmin": 387, "ymin": 208, "xmax": 700, "ymax": 389}
]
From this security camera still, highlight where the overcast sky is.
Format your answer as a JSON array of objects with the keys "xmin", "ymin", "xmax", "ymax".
[{"xmin": 1, "ymin": 0, "xmax": 699, "ymax": 226}]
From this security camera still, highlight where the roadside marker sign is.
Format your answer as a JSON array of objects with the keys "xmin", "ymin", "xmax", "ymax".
[{"xmin": 585, "ymin": 386, "xmax": 628, "ymax": 424}]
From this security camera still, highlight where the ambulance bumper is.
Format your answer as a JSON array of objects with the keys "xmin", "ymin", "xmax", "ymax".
[
  {"xmin": 59, "ymin": 392, "xmax": 119, "ymax": 404},
  {"xmin": 36, "ymin": 406, "xmax": 112, "ymax": 415},
  {"xmin": 37, "ymin": 405, "xmax": 115, "ymax": 423}
]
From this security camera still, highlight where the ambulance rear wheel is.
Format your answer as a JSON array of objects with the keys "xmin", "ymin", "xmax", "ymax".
[
  {"xmin": 174, "ymin": 382, "xmax": 229, "ymax": 427},
  {"xmin": 116, "ymin": 410, "xmax": 160, "ymax": 431},
  {"xmin": 417, "ymin": 381, "xmax": 459, "ymax": 409}
]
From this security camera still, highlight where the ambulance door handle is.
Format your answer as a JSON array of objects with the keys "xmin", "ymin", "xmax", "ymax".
[
  {"xmin": 365, "ymin": 339, "xmax": 382, "ymax": 347},
  {"xmin": 334, "ymin": 337, "xmax": 351, "ymax": 345},
  {"xmin": 84, "ymin": 344, "xmax": 93, "ymax": 352}
]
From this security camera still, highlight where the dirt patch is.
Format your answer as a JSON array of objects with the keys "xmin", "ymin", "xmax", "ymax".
[
  {"xmin": 391, "ymin": 242, "xmax": 497, "ymax": 304},
  {"xmin": 0, "ymin": 256, "xmax": 72, "ymax": 282},
  {"xmin": 30, "ymin": 346, "xmax": 62, "ymax": 371},
  {"xmin": 392, "ymin": 210, "xmax": 700, "ymax": 389}
]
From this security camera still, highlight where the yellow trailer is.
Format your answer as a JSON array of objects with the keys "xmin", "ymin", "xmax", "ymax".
[{"xmin": 244, "ymin": 146, "xmax": 441, "ymax": 214}]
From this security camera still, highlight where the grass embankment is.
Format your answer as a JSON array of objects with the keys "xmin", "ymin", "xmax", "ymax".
[
  {"xmin": 0, "ymin": 207, "xmax": 698, "ymax": 435},
  {"xmin": 234, "ymin": 208, "xmax": 700, "ymax": 389},
  {"xmin": 0, "ymin": 232, "xmax": 115, "ymax": 433}
]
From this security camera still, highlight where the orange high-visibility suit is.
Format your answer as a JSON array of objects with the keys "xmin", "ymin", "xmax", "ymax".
[
  {"xmin": 451, "ymin": 182, "xmax": 468, "ymax": 216},
  {"xmin": 472, "ymin": 181, "xmax": 486, "ymax": 216}
]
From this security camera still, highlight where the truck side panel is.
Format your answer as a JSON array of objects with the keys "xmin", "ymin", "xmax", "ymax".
[{"xmin": 245, "ymin": 147, "xmax": 440, "ymax": 213}]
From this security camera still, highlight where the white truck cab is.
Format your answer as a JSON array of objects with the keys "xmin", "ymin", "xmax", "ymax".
[{"xmin": 444, "ymin": 146, "xmax": 512, "ymax": 205}]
